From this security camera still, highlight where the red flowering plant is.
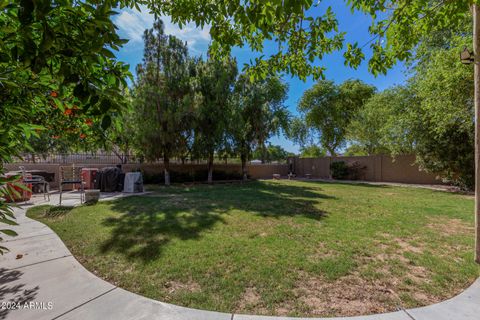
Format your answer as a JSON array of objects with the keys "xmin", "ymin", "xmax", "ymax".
[{"xmin": 27, "ymin": 92, "xmax": 105, "ymax": 156}]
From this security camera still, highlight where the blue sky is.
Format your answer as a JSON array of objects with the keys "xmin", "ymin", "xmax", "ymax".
[{"xmin": 113, "ymin": 2, "xmax": 407, "ymax": 153}]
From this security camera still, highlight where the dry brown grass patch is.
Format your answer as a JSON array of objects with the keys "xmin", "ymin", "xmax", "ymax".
[
  {"xmin": 164, "ymin": 280, "xmax": 201, "ymax": 294},
  {"xmin": 426, "ymin": 217, "xmax": 473, "ymax": 236},
  {"xmin": 236, "ymin": 287, "xmax": 263, "ymax": 311},
  {"xmin": 293, "ymin": 272, "xmax": 401, "ymax": 316}
]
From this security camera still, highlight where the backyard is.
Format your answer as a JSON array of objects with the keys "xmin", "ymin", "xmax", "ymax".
[{"xmin": 27, "ymin": 180, "xmax": 479, "ymax": 317}]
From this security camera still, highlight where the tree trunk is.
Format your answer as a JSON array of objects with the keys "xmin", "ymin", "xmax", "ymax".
[
  {"xmin": 164, "ymin": 155, "xmax": 170, "ymax": 186},
  {"xmin": 260, "ymin": 143, "xmax": 266, "ymax": 164},
  {"xmin": 207, "ymin": 152, "xmax": 214, "ymax": 184},
  {"xmin": 112, "ymin": 149, "xmax": 124, "ymax": 164},
  {"xmin": 241, "ymin": 154, "xmax": 248, "ymax": 181},
  {"xmin": 473, "ymin": 3, "xmax": 480, "ymax": 264}
]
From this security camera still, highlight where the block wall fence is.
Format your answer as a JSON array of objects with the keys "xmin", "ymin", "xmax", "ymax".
[
  {"xmin": 3, "ymin": 163, "xmax": 289, "ymax": 188},
  {"xmin": 4, "ymin": 154, "xmax": 441, "ymax": 188},
  {"xmin": 289, "ymin": 154, "xmax": 441, "ymax": 185}
]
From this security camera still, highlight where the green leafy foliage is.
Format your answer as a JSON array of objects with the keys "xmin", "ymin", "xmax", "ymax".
[
  {"xmin": 330, "ymin": 160, "xmax": 366, "ymax": 180},
  {"xmin": 299, "ymin": 145, "xmax": 327, "ymax": 157},
  {"xmin": 406, "ymin": 34, "xmax": 474, "ymax": 189},
  {"xmin": 143, "ymin": 0, "xmax": 472, "ymax": 80},
  {"xmin": 347, "ymin": 32, "xmax": 474, "ymax": 189},
  {"xmin": 230, "ymin": 74, "xmax": 289, "ymax": 178},
  {"xmin": 0, "ymin": 0, "xmax": 135, "ymax": 253},
  {"xmin": 192, "ymin": 57, "xmax": 238, "ymax": 183},
  {"xmin": 132, "ymin": 20, "xmax": 196, "ymax": 185},
  {"xmin": 297, "ymin": 79, "xmax": 376, "ymax": 156},
  {"xmin": 252, "ymin": 144, "xmax": 293, "ymax": 162},
  {"xmin": 343, "ymin": 144, "xmax": 369, "ymax": 156},
  {"xmin": 330, "ymin": 161, "xmax": 349, "ymax": 179},
  {"xmin": 348, "ymin": 86, "xmax": 415, "ymax": 155}
]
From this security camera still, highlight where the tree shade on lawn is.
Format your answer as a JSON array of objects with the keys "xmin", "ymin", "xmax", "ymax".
[
  {"xmin": 3, "ymin": 0, "xmax": 478, "ymax": 258},
  {"xmin": 28, "ymin": 181, "xmax": 480, "ymax": 317},
  {"xmin": 141, "ymin": 0, "xmax": 479, "ymax": 264}
]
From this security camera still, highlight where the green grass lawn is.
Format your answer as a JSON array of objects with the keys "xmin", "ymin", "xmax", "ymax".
[{"xmin": 27, "ymin": 180, "xmax": 479, "ymax": 317}]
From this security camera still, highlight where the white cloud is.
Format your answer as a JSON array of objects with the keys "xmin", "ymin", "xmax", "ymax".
[{"xmin": 114, "ymin": 5, "xmax": 210, "ymax": 55}]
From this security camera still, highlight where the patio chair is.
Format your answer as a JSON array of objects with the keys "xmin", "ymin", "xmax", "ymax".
[
  {"xmin": 59, "ymin": 165, "xmax": 85, "ymax": 205},
  {"xmin": 19, "ymin": 166, "xmax": 50, "ymax": 201}
]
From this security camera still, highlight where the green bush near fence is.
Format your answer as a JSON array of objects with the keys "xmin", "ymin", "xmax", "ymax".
[
  {"xmin": 330, "ymin": 161, "xmax": 349, "ymax": 179},
  {"xmin": 330, "ymin": 161, "xmax": 367, "ymax": 180}
]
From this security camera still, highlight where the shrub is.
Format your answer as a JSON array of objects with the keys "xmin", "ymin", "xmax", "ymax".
[
  {"xmin": 330, "ymin": 161, "xmax": 349, "ymax": 179},
  {"xmin": 330, "ymin": 161, "xmax": 367, "ymax": 180}
]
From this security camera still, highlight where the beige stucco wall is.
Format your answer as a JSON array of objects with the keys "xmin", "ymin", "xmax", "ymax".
[
  {"xmin": 4, "ymin": 154, "xmax": 441, "ymax": 188},
  {"xmin": 291, "ymin": 154, "xmax": 441, "ymax": 185}
]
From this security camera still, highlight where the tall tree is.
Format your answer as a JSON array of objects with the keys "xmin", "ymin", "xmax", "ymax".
[
  {"xmin": 133, "ymin": 20, "xmax": 196, "ymax": 185},
  {"xmin": 193, "ymin": 57, "xmax": 237, "ymax": 183},
  {"xmin": 230, "ymin": 75, "xmax": 289, "ymax": 179},
  {"xmin": 297, "ymin": 79, "xmax": 376, "ymax": 156},
  {"xmin": 408, "ymin": 34, "xmax": 474, "ymax": 189},
  {"xmin": 256, "ymin": 77, "xmax": 290, "ymax": 163}
]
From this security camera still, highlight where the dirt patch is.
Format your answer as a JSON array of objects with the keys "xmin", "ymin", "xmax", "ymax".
[
  {"xmin": 294, "ymin": 272, "xmax": 401, "ymax": 316},
  {"xmin": 426, "ymin": 217, "xmax": 473, "ymax": 236},
  {"xmin": 164, "ymin": 280, "xmax": 201, "ymax": 294},
  {"xmin": 373, "ymin": 236, "xmax": 424, "ymax": 256},
  {"xmin": 406, "ymin": 265, "xmax": 431, "ymax": 284},
  {"xmin": 308, "ymin": 243, "xmax": 338, "ymax": 261},
  {"xmin": 293, "ymin": 253, "xmax": 438, "ymax": 318},
  {"xmin": 394, "ymin": 238, "xmax": 424, "ymax": 254},
  {"xmin": 237, "ymin": 287, "xmax": 262, "ymax": 310},
  {"xmin": 372, "ymin": 237, "xmax": 430, "ymax": 280}
]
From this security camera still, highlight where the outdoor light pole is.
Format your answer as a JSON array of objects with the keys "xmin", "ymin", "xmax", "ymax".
[{"xmin": 474, "ymin": 3, "xmax": 480, "ymax": 264}]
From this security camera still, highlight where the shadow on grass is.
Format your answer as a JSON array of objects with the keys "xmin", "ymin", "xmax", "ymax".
[
  {"xmin": 25, "ymin": 205, "xmax": 75, "ymax": 220},
  {"xmin": 43, "ymin": 206, "xmax": 75, "ymax": 218},
  {"xmin": 100, "ymin": 181, "xmax": 333, "ymax": 262}
]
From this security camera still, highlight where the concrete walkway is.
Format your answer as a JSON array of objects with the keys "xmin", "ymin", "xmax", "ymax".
[{"xmin": 0, "ymin": 192, "xmax": 479, "ymax": 320}]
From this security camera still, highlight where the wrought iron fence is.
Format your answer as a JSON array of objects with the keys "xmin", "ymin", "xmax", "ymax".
[{"xmin": 13, "ymin": 153, "xmax": 138, "ymax": 164}]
